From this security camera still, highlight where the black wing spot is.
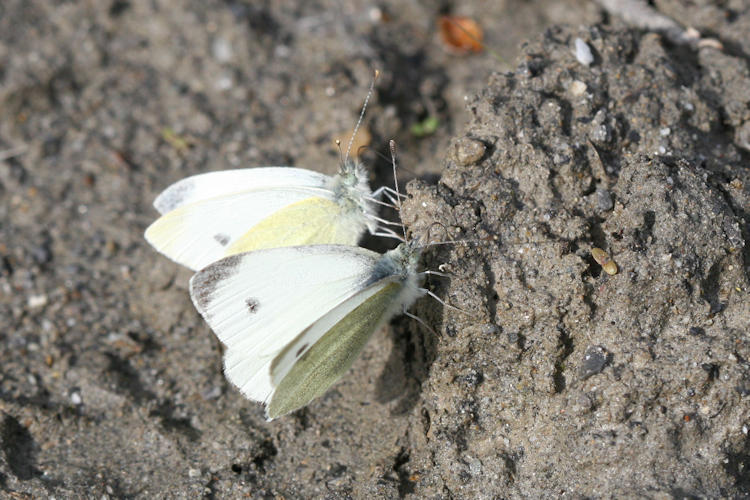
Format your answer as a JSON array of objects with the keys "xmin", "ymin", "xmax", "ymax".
[
  {"xmin": 296, "ymin": 343, "xmax": 309, "ymax": 358},
  {"xmin": 214, "ymin": 233, "xmax": 230, "ymax": 246},
  {"xmin": 245, "ymin": 298, "xmax": 260, "ymax": 314}
]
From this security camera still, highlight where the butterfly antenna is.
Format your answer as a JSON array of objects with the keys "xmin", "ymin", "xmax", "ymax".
[
  {"xmin": 389, "ymin": 140, "xmax": 407, "ymax": 241},
  {"xmin": 403, "ymin": 309, "xmax": 438, "ymax": 336},
  {"xmin": 416, "ymin": 226, "xmax": 485, "ymax": 250},
  {"xmin": 423, "ymin": 288, "xmax": 473, "ymax": 316},
  {"xmin": 344, "ymin": 69, "xmax": 379, "ymax": 165},
  {"xmin": 421, "ymin": 269, "xmax": 452, "ymax": 279},
  {"xmin": 335, "ymin": 139, "xmax": 345, "ymax": 166}
]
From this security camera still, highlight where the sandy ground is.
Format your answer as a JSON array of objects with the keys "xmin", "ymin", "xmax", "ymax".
[{"xmin": 1, "ymin": 0, "xmax": 748, "ymax": 497}]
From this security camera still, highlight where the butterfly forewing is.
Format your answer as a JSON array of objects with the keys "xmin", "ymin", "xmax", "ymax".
[
  {"xmin": 189, "ymin": 245, "xmax": 381, "ymax": 403},
  {"xmin": 147, "ymin": 186, "xmax": 336, "ymax": 270},
  {"xmin": 153, "ymin": 167, "xmax": 330, "ymax": 214}
]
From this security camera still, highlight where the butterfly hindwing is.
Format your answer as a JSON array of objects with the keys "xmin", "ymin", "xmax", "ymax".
[
  {"xmin": 267, "ymin": 281, "xmax": 403, "ymax": 419},
  {"xmin": 225, "ymin": 196, "xmax": 362, "ymax": 255}
]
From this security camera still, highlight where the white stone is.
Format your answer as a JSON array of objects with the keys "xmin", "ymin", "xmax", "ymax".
[{"xmin": 575, "ymin": 38, "xmax": 594, "ymax": 66}]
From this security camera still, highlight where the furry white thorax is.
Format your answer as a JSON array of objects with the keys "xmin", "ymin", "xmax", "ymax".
[{"xmin": 370, "ymin": 241, "xmax": 426, "ymax": 320}]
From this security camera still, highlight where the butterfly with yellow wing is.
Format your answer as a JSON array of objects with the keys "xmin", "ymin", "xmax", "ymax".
[{"xmin": 144, "ymin": 73, "xmax": 398, "ymax": 270}]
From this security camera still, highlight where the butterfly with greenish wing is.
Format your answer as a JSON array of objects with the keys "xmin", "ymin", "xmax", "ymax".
[
  {"xmin": 187, "ymin": 138, "xmax": 455, "ymax": 419},
  {"xmin": 189, "ymin": 238, "xmax": 426, "ymax": 419}
]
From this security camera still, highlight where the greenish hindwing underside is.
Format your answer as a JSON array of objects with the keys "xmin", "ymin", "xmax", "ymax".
[{"xmin": 267, "ymin": 282, "xmax": 402, "ymax": 419}]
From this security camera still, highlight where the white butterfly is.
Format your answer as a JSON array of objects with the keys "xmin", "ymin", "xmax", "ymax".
[
  {"xmin": 144, "ymin": 160, "xmax": 390, "ymax": 271},
  {"xmin": 189, "ymin": 241, "xmax": 425, "ymax": 420},
  {"xmin": 145, "ymin": 73, "xmax": 394, "ymax": 271}
]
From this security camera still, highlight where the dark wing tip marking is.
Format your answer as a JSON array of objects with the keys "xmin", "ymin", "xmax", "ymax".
[
  {"xmin": 155, "ymin": 179, "xmax": 195, "ymax": 212},
  {"xmin": 245, "ymin": 297, "xmax": 260, "ymax": 314},
  {"xmin": 190, "ymin": 254, "xmax": 244, "ymax": 312}
]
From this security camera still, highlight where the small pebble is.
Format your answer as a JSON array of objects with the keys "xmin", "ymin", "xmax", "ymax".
[
  {"xmin": 591, "ymin": 125, "xmax": 609, "ymax": 143},
  {"xmin": 553, "ymin": 152, "xmax": 571, "ymax": 165},
  {"xmin": 580, "ymin": 345, "xmax": 611, "ymax": 379},
  {"xmin": 481, "ymin": 323, "xmax": 499, "ymax": 335},
  {"xmin": 569, "ymin": 80, "xmax": 587, "ymax": 96},
  {"xmin": 573, "ymin": 393, "xmax": 594, "ymax": 415},
  {"xmin": 31, "ymin": 244, "xmax": 53, "ymax": 264},
  {"xmin": 468, "ymin": 457, "xmax": 482, "ymax": 475},
  {"xmin": 454, "ymin": 137, "xmax": 486, "ymax": 165},
  {"xmin": 215, "ymin": 73, "xmax": 233, "ymax": 91},
  {"xmin": 592, "ymin": 248, "xmax": 618, "ymax": 275},
  {"xmin": 275, "ymin": 45, "xmax": 291, "ymax": 58},
  {"xmin": 27, "ymin": 294, "xmax": 48, "ymax": 308},
  {"xmin": 735, "ymin": 121, "xmax": 750, "ymax": 152},
  {"xmin": 201, "ymin": 386, "xmax": 222, "ymax": 400},
  {"xmin": 596, "ymin": 189, "xmax": 614, "ymax": 212},
  {"xmin": 574, "ymin": 38, "xmax": 593, "ymax": 66},
  {"xmin": 70, "ymin": 391, "xmax": 82, "ymax": 405},
  {"xmin": 211, "ymin": 37, "xmax": 233, "ymax": 62},
  {"xmin": 368, "ymin": 6, "xmax": 384, "ymax": 22}
]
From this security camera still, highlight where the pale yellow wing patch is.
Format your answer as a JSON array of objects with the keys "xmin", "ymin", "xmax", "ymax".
[
  {"xmin": 225, "ymin": 197, "xmax": 358, "ymax": 255},
  {"xmin": 144, "ymin": 204, "xmax": 200, "ymax": 260}
]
